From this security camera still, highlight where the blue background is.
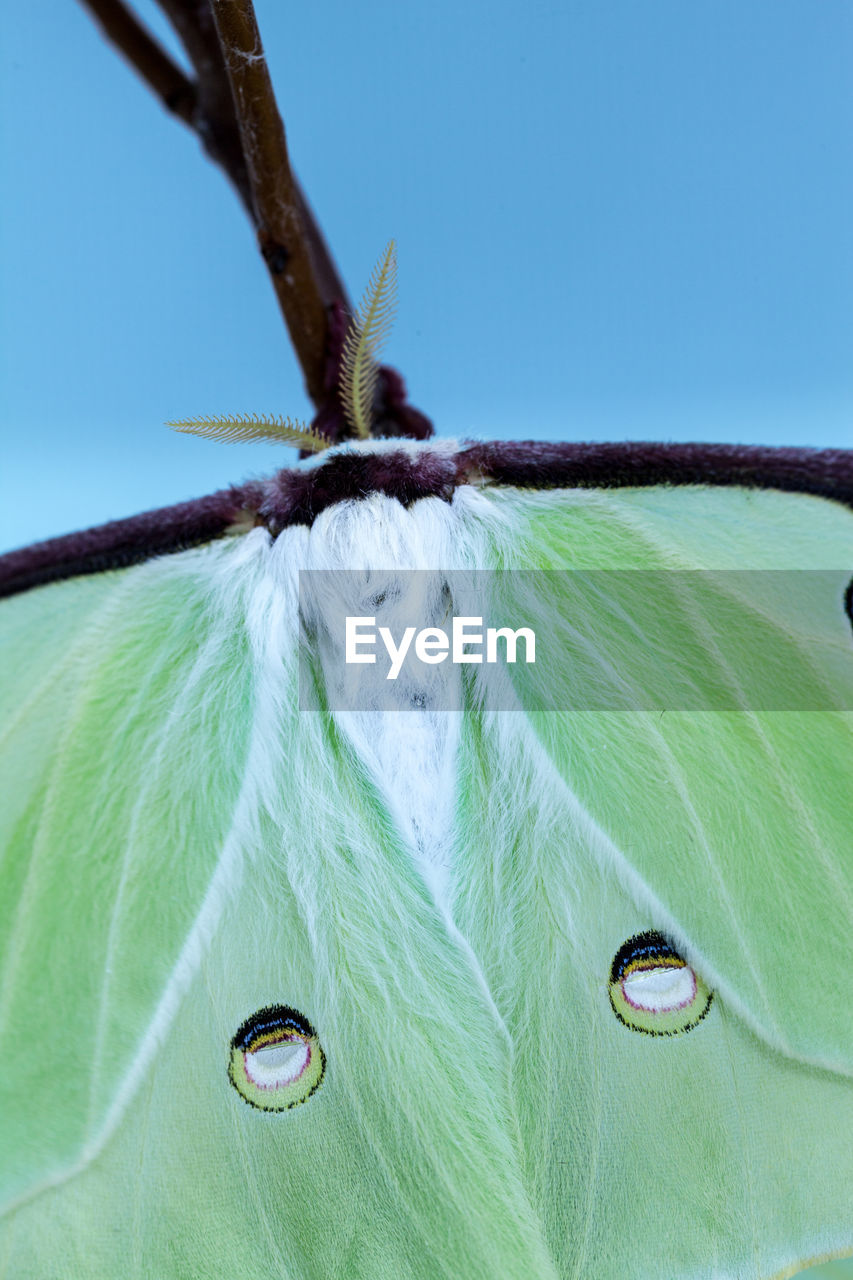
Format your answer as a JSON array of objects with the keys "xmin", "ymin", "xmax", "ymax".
[{"xmin": 1, "ymin": 0, "xmax": 851, "ymax": 552}]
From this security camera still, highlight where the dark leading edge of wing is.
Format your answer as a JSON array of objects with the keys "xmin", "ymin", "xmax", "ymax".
[{"xmin": 1, "ymin": 441, "xmax": 851, "ymax": 599}]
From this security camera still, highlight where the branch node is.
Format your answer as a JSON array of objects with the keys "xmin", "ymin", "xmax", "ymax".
[{"xmin": 260, "ymin": 239, "xmax": 291, "ymax": 275}]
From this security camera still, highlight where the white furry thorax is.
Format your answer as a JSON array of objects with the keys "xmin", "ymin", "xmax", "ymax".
[{"xmin": 296, "ymin": 491, "xmax": 470, "ymax": 910}]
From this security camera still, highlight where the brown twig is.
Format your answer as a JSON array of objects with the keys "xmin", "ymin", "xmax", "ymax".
[
  {"xmin": 77, "ymin": 0, "xmax": 341, "ymax": 406},
  {"xmin": 77, "ymin": 0, "xmax": 197, "ymax": 125},
  {"xmin": 209, "ymin": 0, "xmax": 329, "ymax": 405},
  {"xmin": 75, "ymin": 0, "xmax": 433, "ymax": 438},
  {"xmin": 152, "ymin": 0, "xmax": 351, "ymax": 319},
  {"xmin": 152, "ymin": 0, "xmax": 254, "ymax": 213}
]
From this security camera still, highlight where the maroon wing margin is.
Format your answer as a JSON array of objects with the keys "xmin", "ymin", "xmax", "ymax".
[{"xmin": 2, "ymin": 442, "xmax": 851, "ymax": 599}]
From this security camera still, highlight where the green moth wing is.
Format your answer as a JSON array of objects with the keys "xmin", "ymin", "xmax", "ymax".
[
  {"xmin": 448, "ymin": 481, "xmax": 853, "ymax": 1278},
  {"xmin": 0, "ymin": 547, "xmax": 259, "ymax": 1209},
  {"xmin": 471, "ymin": 483, "xmax": 853, "ymax": 1066},
  {"xmin": 0, "ymin": 442, "xmax": 851, "ymax": 1278},
  {"xmin": 0, "ymin": 520, "xmax": 560, "ymax": 1278}
]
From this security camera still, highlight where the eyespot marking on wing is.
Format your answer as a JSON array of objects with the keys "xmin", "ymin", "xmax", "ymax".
[
  {"xmin": 228, "ymin": 1005, "xmax": 326, "ymax": 1111},
  {"xmin": 609, "ymin": 931, "xmax": 713, "ymax": 1036}
]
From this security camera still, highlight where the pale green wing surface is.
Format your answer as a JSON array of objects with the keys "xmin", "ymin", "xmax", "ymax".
[
  {"xmin": 465, "ymin": 484, "xmax": 853, "ymax": 1071},
  {"xmin": 454, "ymin": 699, "xmax": 853, "ymax": 1280},
  {"xmin": 0, "ymin": 542, "xmax": 257, "ymax": 1208},
  {"xmin": 0, "ymin": 525, "xmax": 562, "ymax": 1279},
  {"xmin": 447, "ymin": 483, "xmax": 853, "ymax": 1276}
]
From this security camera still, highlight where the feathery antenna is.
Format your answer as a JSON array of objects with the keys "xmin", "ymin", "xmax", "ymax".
[
  {"xmin": 339, "ymin": 240, "xmax": 398, "ymax": 439},
  {"xmin": 167, "ymin": 414, "xmax": 331, "ymax": 452}
]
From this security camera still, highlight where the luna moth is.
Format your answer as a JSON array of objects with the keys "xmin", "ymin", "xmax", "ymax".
[
  {"xmin": 0, "ymin": 434, "xmax": 852, "ymax": 1279},
  {"xmin": 3, "ymin": 2, "xmax": 852, "ymax": 1274}
]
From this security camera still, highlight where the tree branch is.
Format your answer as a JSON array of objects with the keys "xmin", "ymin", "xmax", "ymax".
[
  {"xmin": 77, "ymin": 0, "xmax": 346, "ymax": 404},
  {"xmin": 209, "ymin": 0, "xmax": 329, "ymax": 405},
  {"xmin": 74, "ymin": 0, "xmax": 433, "ymax": 439},
  {"xmin": 76, "ymin": 0, "xmax": 197, "ymax": 125},
  {"xmin": 152, "ymin": 0, "xmax": 254, "ymax": 213}
]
